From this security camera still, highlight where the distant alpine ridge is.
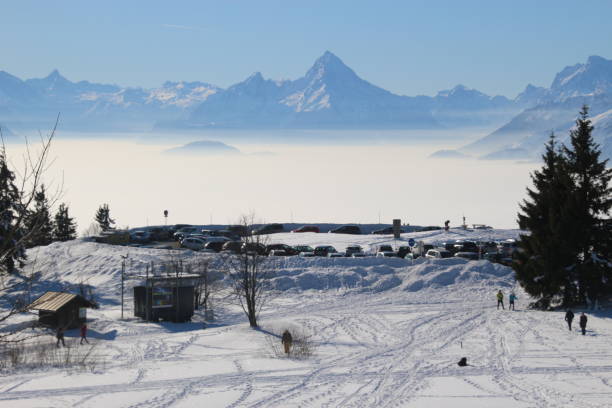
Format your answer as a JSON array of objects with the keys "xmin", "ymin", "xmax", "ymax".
[
  {"xmin": 1, "ymin": 51, "xmax": 528, "ymax": 132},
  {"xmin": 1, "ymin": 51, "xmax": 612, "ymax": 159},
  {"xmin": 442, "ymin": 55, "xmax": 612, "ymax": 161}
]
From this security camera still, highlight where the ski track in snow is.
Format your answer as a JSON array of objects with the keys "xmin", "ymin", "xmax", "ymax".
[{"xmin": 3, "ymin": 231, "xmax": 612, "ymax": 407}]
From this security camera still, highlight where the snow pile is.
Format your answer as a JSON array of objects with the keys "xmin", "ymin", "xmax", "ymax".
[{"xmin": 269, "ymin": 256, "xmax": 513, "ymax": 294}]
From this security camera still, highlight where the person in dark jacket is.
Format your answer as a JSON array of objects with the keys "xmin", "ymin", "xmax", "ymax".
[
  {"xmin": 56, "ymin": 327, "xmax": 66, "ymax": 347},
  {"xmin": 565, "ymin": 310, "xmax": 575, "ymax": 331},
  {"xmin": 80, "ymin": 323, "xmax": 89, "ymax": 344},
  {"xmin": 281, "ymin": 330, "xmax": 293, "ymax": 355},
  {"xmin": 579, "ymin": 312, "xmax": 588, "ymax": 335}
]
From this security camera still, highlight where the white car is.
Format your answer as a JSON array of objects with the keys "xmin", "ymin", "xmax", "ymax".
[
  {"xmin": 425, "ymin": 249, "xmax": 452, "ymax": 259},
  {"xmin": 180, "ymin": 237, "xmax": 206, "ymax": 251}
]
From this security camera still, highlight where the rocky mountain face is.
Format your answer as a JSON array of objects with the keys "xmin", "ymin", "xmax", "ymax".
[
  {"xmin": 459, "ymin": 55, "xmax": 612, "ymax": 160},
  {"xmin": 0, "ymin": 51, "xmax": 524, "ymax": 133}
]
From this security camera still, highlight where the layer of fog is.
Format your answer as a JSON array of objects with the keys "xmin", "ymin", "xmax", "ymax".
[{"xmin": 5, "ymin": 129, "xmax": 538, "ymax": 232}]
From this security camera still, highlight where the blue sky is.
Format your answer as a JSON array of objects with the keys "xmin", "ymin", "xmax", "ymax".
[{"xmin": 2, "ymin": 0, "xmax": 611, "ymax": 97}]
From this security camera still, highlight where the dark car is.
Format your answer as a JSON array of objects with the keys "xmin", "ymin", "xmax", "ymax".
[
  {"xmin": 242, "ymin": 242, "xmax": 267, "ymax": 255},
  {"xmin": 252, "ymin": 223, "xmax": 284, "ymax": 235},
  {"xmin": 291, "ymin": 225, "xmax": 320, "ymax": 233},
  {"xmin": 371, "ymin": 227, "xmax": 405, "ymax": 235},
  {"xmin": 314, "ymin": 245, "xmax": 337, "ymax": 256},
  {"xmin": 221, "ymin": 241, "xmax": 244, "ymax": 254},
  {"xmin": 173, "ymin": 226, "xmax": 200, "ymax": 241},
  {"xmin": 329, "ymin": 225, "xmax": 361, "ymax": 235},
  {"xmin": 397, "ymin": 246, "xmax": 412, "ymax": 258},
  {"xmin": 204, "ymin": 241, "xmax": 226, "ymax": 252},
  {"xmin": 453, "ymin": 241, "xmax": 479, "ymax": 253},
  {"xmin": 149, "ymin": 227, "xmax": 173, "ymax": 241},
  {"xmin": 228, "ymin": 225, "xmax": 250, "ymax": 237},
  {"xmin": 266, "ymin": 244, "xmax": 298, "ymax": 256}
]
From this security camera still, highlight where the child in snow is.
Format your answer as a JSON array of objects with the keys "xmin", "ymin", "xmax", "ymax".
[
  {"xmin": 56, "ymin": 327, "xmax": 66, "ymax": 347},
  {"xmin": 579, "ymin": 312, "xmax": 588, "ymax": 335},
  {"xmin": 565, "ymin": 309, "xmax": 575, "ymax": 331},
  {"xmin": 509, "ymin": 292, "xmax": 516, "ymax": 311},
  {"xmin": 496, "ymin": 290, "xmax": 504, "ymax": 310},
  {"xmin": 80, "ymin": 323, "xmax": 89, "ymax": 344}
]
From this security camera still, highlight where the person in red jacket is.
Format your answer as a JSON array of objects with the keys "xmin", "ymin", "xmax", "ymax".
[{"xmin": 80, "ymin": 323, "xmax": 89, "ymax": 344}]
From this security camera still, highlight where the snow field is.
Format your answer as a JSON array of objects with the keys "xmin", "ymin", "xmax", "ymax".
[{"xmin": 1, "ymin": 228, "xmax": 612, "ymax": 407}]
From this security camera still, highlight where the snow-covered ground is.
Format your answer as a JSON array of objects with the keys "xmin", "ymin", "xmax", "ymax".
[{"xmin": 2, "ymin": 229, "xmax": 612, "ymax": 407}]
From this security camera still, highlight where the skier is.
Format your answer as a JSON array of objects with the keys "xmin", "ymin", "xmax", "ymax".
[
  {"xmin": 56, "ymin": 327, "xmax": 66, "ymax": 348},
  {"xmin": 579, "ymin": 312, "xmax": 588, "ymax": 336},
  {"xmin": 509, "ymin": 292, "xmax": 517, "ymax": 311},
  {"xmin": 496, "ymin": 290, "xmax": 504, "ymax": 310},
  {"xmin": 565, "ymin": 309, "xmax": 575, "ymax": 331},
  {"xmin": 80, "ymin": 323, "xmax": 89, "ymax": 344},
  {"xmin": 281, "ymin": 330, "xmax": 293, "ymax": 355}
]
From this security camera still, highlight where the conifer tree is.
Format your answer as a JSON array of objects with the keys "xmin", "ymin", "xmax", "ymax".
[
  {"xmin": 54, "ymin": 203, "xmax": 77, "ymax": 241},
  {"xmin": 25, "ymin": 185, "xmax": 54, "ymax": 247},
  {"xmin": 515, "ymin": 134, "xmax": 576, "ymax": 308},
  {"xmin": 562, "ymin": 106, "xmax": 612, "ymax": 305},
  {"xmin": 95, "ymin": 204, "xmax": 115, "ymax": 231},
  {"xmin": 0, "ymin": 149, "xmax": 26, "ymax": 273}
]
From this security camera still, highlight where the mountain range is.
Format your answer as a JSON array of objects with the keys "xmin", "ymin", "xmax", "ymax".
[{"xmin": 1, "ymin": 51, "xmax": 612, "ymax": 160}]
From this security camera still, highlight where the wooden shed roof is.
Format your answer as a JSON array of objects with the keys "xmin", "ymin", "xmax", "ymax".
[{"xmin": 28, "ymin": 291, "xmax": 92, "ymax": 312}]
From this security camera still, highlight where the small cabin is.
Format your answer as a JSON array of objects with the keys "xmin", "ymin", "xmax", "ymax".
[
  {"xmin": 133, "ymin": 275, "xmax": 197, "ymax": 323},
  {"xmin": 28, "ymin": 291, "xmax": 96, "ymax": 329}
]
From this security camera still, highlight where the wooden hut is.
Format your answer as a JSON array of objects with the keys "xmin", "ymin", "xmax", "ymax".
[
  {"xmin": 28, "ymin": 291, "xmax": 95, "ymax": 329},
  {"xmin": 133, "ymin": 275, "xmax": 196, "ymax": 323}
]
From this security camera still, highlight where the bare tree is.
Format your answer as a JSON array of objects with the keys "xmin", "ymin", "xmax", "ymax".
[
  {"xmin": 0, "ymin": 117, "xmax": 63, "ymax": 343},
  {"xmin": 223, "ymin": 214, "xmax": 274, "ymax": 328}
]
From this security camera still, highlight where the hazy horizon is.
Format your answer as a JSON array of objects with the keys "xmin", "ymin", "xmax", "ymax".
[{"xmin": 5, "ymin": 129, "xmax": 538, "ymax": 232}]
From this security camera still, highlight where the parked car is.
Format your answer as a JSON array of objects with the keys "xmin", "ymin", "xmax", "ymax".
[
  {"xmin": 454, "ymin": 251, "xmax": 479, "ymax": 260},
  {"xmin": 174, "ymin": 226, "xmax": 200, "ymax": 241},
  {"xmin": 252, "ymin": 223, "xmax": 284, "ymax": 235},
  {"xmin": 187, "ymin": 235, "xmax": 231, "ymax": 244},
  {"xmin": 328, "ymin": 251, "xmax": 345, "ymax": 258},
  {"xmin": 293, "ymin": 245, "xmax": 315, "ymax": 257},
  {"xmin": 204, "ymin": 241, "xmax": 226, "ymax": 252},
  {"xmin": 404, "ymin": 253, "xmax": 415, "ymax": 260},
  {"xmin": 130, "ymin": 230, "xmax": 151, "ymax": 243},
  {"xmin": 453, "ymin": 241, "xmax": 480, "ymax": 253},
  {"xmin": 497, "ymin": 240, "xmax": 518, "ymax": 257},
  {"xmin": 314, "ymin": 245, "xmax": 337, "ymax": 257},
  {"xmin": 148, "ymin": 227, "xmax": 172, "ymax": 241},
  {"xmin": 221, "ymin": 241, "xmax": 244, "ymax": 254},
  {"xmin": 376, "ymin": 245, "xmax": 396, "ymax": 257},
  {"xmin": 228, "ymin": 225, "xmax": 249, "ymax": 237},
  {"xmin": 268, "ymin": 249, "xmax": 288, "ymax": 256},
  {"xmin": 181, "ymin": 237, "xmax": 207, "ymax": 251},
  {"xmin": 418, "ymin": 226, "xmax": 442, "ymax": 232},
  {"xmin": 425, "ymin": 249, "xmax": 452, "ymax": 259},
  {"xmin": 291, "ymin": 225, "xmax": 320, "ymax": 233},
  {"xmin": 397, "ymin": 246, "xmax": 412, "ymax": 258},
  {"xmin": 241, "ymin": 242, "xmax": 267, "ymax": 255},
  {"xmin": 329, "ymin": 225, "xmax": 361, "ymax": 234},
  {"xmin": 170, "ymin": 224, "xmax": 192, "ymax": 234},
  {"xmin": 266, "ymin": 244, "xmax": 298, "ymax": 256},
  {"xmin": 371, "ymin": 227, "xmax": 405, "ymax": 235},
  {"xmin": 345, "ymin": 245, "xmax": 364, "ymax": 257}
]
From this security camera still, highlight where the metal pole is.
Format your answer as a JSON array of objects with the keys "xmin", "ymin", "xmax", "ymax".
[{"xmin": 121, "ymin": 259, "xmax": 125, "ymax": 320}]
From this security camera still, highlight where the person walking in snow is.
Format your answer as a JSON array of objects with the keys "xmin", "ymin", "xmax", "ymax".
[
  {"xmin": 496, "ymin": 290, "xmax": 504, "ymax": 310},
  {"xmin": 281, "ymin": 330, "xmax": 293, "ymax": 355},
  {"xmin": 56, "ymin": 327, "xmax": 66, "ymax": 347},
  {"xmin": 80, "ymin": 323, "xmax": 89, "ymax": 344},
  {"xmin": 565, "ymin": 309, "xmax": 575, "ymax": 331},
  {"xmin": 579, "ymin": 312, "xmax": 588, "ymax": 335},
  {"xmin": 509, "ymin": 292, "xmax": 517, "ymax": 311}
]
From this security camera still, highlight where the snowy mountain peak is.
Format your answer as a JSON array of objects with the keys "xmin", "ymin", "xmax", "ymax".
[
  {"xmin": 305, "ymin": 51, "xmax": 358, "ymax": 81},
  {"xmin": 550, "ymin": 55, "xmax": 612, "ymax": 98}
]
